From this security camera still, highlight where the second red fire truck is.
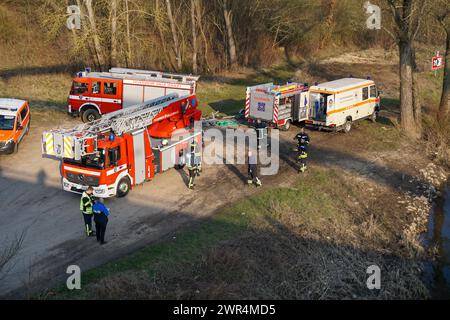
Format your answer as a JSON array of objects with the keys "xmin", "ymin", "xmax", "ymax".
[
  {"xmin": 43, "ymin": 93, "xmax": 202, "ymax": 198},
  {"xmin": 68, "ymin": 68, "xmax": 199, "ymax": 123}
]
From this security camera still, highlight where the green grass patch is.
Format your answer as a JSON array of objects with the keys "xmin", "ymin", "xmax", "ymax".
[{"xmin": 197, "ymin": 63, "xmax": 298, "ymax": 117}]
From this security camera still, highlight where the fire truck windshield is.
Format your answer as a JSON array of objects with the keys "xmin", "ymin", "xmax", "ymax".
[
  {"xmin": 71, "ymin": 81, "xmax": 89, "ymax": 95},
  {"xmin": 64, "ymin": 149, "xmax": 106, "ymax": 170}
]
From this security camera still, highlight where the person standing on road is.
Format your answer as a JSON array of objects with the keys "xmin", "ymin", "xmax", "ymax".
[
  {"xmin": 247, "ymin": 151, "xmax": 262, "ymax": 187},
  {"xmin": 186, "ymin": 140, "xmax": 201, "ymax": 190},
  {"xmin": 294, "ymin": 127, "xmax": 310, "ymax": 173},
  {"xmin": 80, "ymin": 187, "xmax": 95, "ymax": 237},
  {"xmin": 93, "ymin": 198, "xmax": 110, "ymax": 245}
]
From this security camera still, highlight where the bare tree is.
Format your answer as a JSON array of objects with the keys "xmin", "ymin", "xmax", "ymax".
[
  {"xmin": 84, "ymin": 0, "xmax": 106, "ymax": 70},
  {"xmin": 122, "ymin": 0, "xmax": 132, "ymax": 66},
  {"xmin": 165, "ymin": 0, "xmax": 182, "ymax": 71},
  {"xmin": 191, "ymin": 0, "xmax": 199, "ymax": 74},
  {"xmin": 110, "ymin": 0, "xmax": 119, "ymax": 67},
  {"xmin": 385, "ymin": 0, "xmax": 428, "ymax": 138},
  {"xmin": 321, "ymin": 0, "xmax": 337, "ymax": 48},
  {"xmin": 222, "ymin": 0, "xmax": 237, "ymax": 67},
  {"xmin": 195, "ymin": 0, "xmax": 212, "ymax": 72}
]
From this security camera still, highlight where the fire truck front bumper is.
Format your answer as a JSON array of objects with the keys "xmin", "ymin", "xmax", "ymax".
[
  {"xmin": 62, "ymin": 178, "xmax": 116, "ymax": 198},
  {"xmin": 67, "ymin": 105, "xmax": 80, "ymax": 117}
]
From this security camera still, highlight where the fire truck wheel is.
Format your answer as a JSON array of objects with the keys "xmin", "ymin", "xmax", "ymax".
[
  {"xmin": 281, "ymin": 120, "xmax": 291, "ymax": 131},
  {"xmin": 117, "ymin": 177, "xmax": 131, "ymax": 198},
  {"xmin": 82, "ymin": 109, "xmax": 101, "ymax": 123}
]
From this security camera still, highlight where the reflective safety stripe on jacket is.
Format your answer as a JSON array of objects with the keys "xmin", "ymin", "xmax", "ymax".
[
  {"xmin": 298, "ymin": 152, "xmax": 308, "ymax": 159},
  {"xmin": 80, "ymin": 192, "xmax": 93, "ymax": 214},
  {"xmin": 186, "ymin": 151, "xmax": 201, "ymax": 169}
]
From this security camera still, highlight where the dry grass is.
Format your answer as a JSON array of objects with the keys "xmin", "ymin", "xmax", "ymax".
[{"xmin": 423, "ymin": 115, "xmax": 450, "ymax": 169}]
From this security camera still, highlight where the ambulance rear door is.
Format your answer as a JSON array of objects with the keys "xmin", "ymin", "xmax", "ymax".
[
  {"xmin": 298, "ymin": 92, "xmax": 309, "ymax": 121},
  {"xmin": 249, "ymin": 89, "xmax": 275, "ymax": 122}
]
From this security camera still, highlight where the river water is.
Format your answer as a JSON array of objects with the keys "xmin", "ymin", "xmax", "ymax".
[{"xmin": 424, "ymin": 183, "xmax": 450, "ymax": 299}]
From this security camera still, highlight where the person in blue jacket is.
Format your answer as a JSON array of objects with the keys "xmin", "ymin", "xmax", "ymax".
[{"xmin": 93, "ymin": 198, "xmax": 110, "ymax": 245}]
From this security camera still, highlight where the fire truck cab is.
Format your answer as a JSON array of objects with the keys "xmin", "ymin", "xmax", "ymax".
[{"xmin": 69, "ymin": 68, "xmax": 199, "ymax": 123}]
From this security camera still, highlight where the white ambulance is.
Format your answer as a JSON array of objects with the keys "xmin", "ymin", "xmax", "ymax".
[{"xmin": 305, "ymin": 78, "xmax": 381, "ymax": 132}]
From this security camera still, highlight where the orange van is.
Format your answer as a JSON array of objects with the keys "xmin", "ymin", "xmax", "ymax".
[{"xmin": 0, "ymin": 99, "xmax": 31, "ymax": 154}]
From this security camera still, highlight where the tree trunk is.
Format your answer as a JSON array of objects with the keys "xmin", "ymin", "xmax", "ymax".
[
  {"xmin": 191, "ymin": 0, "xmax": 198, "ymax": 74},
  {"xmin": 412, "ymin": 71, "xmax": 422, "ymax": 132},
  {"xmin": 223, "ymin": 0, "xmax": 237, "ymax": 67},
  {"xmin": 196, "ymin": 0, "xmax": 211, "ymax": 72},
  {"xmin": 110, "ymin": 0, "xmax": 118, "ymax": 68},
  {"xmin": 155, "ymin": 0, "xmax": 176, "ymax": 70},
  {"xmin": 439, "ymin": 30, "xmax": 450, "ymax": 116},
  {"xmin": 84, "ymin": 0, "xmax": 105, "ymax": 70},
  {"xmin": 165, "ymin": 0, "xmax": 182, "ymax": 71},
  {"xmin": 321, "ymin": 0, "xmax": 337, "ymax": 49},
  {"xmin": 399, "ymin": 40, "xmax": 419, "ymax": 138},
  {"xmin": 124, "ymin": 0, "xmax": 132, "ymax": 67}
]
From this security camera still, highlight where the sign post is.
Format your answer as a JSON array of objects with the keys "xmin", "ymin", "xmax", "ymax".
[{"xmin": 432, "ymin": 51, "xmax": 443, "ymax": 77}]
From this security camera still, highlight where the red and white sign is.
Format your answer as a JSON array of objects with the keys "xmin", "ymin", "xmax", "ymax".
[{"xmin": 432, "ymin": 55, "xmax": 443, "ymax": 71}]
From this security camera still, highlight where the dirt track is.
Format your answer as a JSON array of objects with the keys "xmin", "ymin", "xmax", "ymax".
[{"xmin": 0, "ymin": 113, "xmax": 302, "ymax": 298}]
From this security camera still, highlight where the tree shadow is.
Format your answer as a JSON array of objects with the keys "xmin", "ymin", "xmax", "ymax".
[
  {"xmin": 0, "ymin": 64, "xmax": 82, "ymax": 81},
  {"xmin": 209, "ymin": 99, "xmax": 245, "ymax": 116}
]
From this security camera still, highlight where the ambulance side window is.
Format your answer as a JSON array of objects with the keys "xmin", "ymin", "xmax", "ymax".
[
  {"xmin": 370, "ymin": 85, "xmax": 377, "ymax": 98},
  {"xmin": 104, "ymin": 82, "xmax": 117, "ymax": 95},
  {"xmin": 362, "ymin": 87, "xmax": 369, "ymax": 100}
]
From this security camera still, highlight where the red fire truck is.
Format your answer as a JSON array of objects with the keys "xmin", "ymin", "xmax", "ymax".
[
  {"xmin": 68, "ymin": 68, "xmax": 199, "ymax": 123},
  {"xmin": 43, "ymin": 93, "xmax": 202, "ymax": 198}
]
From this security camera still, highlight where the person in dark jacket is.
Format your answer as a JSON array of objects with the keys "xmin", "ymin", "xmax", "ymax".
[
  {"xmin": 93, "ymin": 198, "xmax": 110, "ymax": 245},
  {"xmin": 247, "ymin": 151, "xmax": 262, "ymax": 187},
  {"xmin": 294, "ymin": 127, "xmax": 310, "ymax": 173}
]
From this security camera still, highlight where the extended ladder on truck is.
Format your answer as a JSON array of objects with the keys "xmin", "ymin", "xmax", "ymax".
[{"xmin": 43, "ymin": 93, "xmax": 181, "ymax": 160}]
